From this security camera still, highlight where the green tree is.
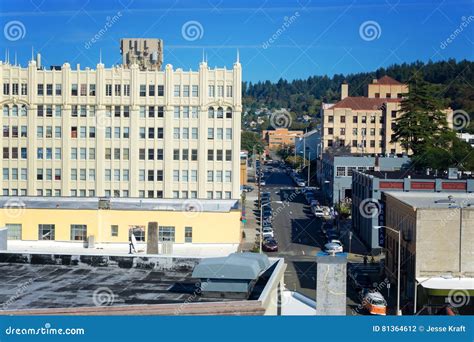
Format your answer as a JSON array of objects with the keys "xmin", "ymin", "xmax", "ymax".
[
  {"xmin": 392, "ymin": 73, "xmax": 451, "ymax": 155},
  {"xmin": 241, "ymin": 131, "xmax": 264, "ymax": 155}
]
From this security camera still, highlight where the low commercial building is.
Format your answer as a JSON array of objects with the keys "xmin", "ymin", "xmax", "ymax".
[
  {"xmin": 382, "ymin": 192, "xmax": 474, "ymax": 314},
  {"xmin": 318, "ymin": 154, "xmax": 410, "ymax": 205},
  {"xmin": 0, "ymin": 252, "xmax": 287, "ymax": 315},
  {"xmin": 262, "ymin": 128, "xmax": 303, "ymax": 150},
  {"xmin": 458, "ymin": 132, "xmax": 474, "ymax": 148},
  {"xmin": 352, "ymin": 170, "xmax": 474, "ymax": 252},
  {"xmin": 295, "ymin": 129, "xmax": 321, "ymax": 161},
  {"xmin": 0, "ymin": 196, "xmax": 241, "ymax": 255}
]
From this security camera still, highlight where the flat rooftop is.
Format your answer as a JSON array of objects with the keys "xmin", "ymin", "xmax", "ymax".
[
  {"xmin": 0, "ymin": 197, "xmax": 239, "ymax": 212},
  {"xmin": 360, "ymin": 170, "xmax": 473, "ymax": 180},
  {"xmin": 384, "ymin": 191, "xmax": 474, "ymax": 209},
  {"xmin": 0, "ymin": 252, "xmax": 278, "ymax": 314}
]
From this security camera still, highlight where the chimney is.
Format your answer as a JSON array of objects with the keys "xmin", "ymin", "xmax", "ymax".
[
  {"xmin": 341, "ymin": 83, "xmax": 348, "ymax": 100},
  {"xmin": 372, "ymin": 78, "xmax": 378, "ymax": 84}
]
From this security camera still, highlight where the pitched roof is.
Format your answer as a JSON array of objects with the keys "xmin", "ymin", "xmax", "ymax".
[
  {"xmin": 332, "ymin": 97, "xmax": 400, "ymax": 110},
  {"xmin": 375, "ymin": 75, "xmax": 402, "ymax": 85}
]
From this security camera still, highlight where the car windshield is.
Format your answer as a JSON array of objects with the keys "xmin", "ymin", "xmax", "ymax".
[{"xmin": 371, "ymin": 298, "xmax": 386, "ymax": 306}]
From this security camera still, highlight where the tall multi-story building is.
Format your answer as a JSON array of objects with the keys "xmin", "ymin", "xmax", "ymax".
[
  {"xmin": 0, "ymin": 50, "xmax": 242, "ymax": 200},
  {"xmin": 321, "ymin": 76, "xmax": 453, "ymax": 155}
]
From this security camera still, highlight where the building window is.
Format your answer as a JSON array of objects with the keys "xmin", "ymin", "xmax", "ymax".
[
  {"xmin": 159, "ymin": 226, "xmax": 175, "ymax": 242},
  {"xmin": 157, "ymin": 85, "xmax": 164, "ymax": 96},
  {"xmin": 71, "ymin": 84, "xmax": 78, "ymax": 96},
  {"xmin": 208, "ymin": 128, "xmax": 214, "ymax": 139},
  {"xmin": 6, "ymin": 223, "xmax": 21, "ymax": 240},
  {"xmin": 226, "ymin": 107, "xmax": 232, "ymax": 118},
  {"xmin": 183, "ymin": 85, "xmax": 190, "ymax": 97},
  {"xmin": 217, "ymin": 107, "xmax": 224, "ymax": 119},
  {"xmin": 70, "ymin": 224, "xmax": 87, "ymax": 241},
  {"xmin": 139, "ymin": 85, "xmax": 146, "ymax": 97},
  {"xmin": 174, "ymin": 85, "xmax": 180, "ymax": 97},
  {"xmin": 38, "ymin": 224, "xmax": 55, "ymax": 240},
  {"xmin": 208, "ymin": 107, "xmax": 214, "ymax": 118},
  {"xmin": 208, "ymin": 85, "xmax": 215, "ymax": 97},
  {"xmin": 185, "ymin": 227, "xmax": 192, "ymax": 243},
  {"xmin": 111, "ymin": 225, "xmax": 119, "ymax": 237},
  {"xmin": 149, "ymin": 85, "xmax": 155, "ymax": 96},
  {"xmin": 192, "ymin": 85, "xmax": 198, "ymax": 97},
  {"xmin": 336, "ymin": 166, "xmax": 346, "ymax": 176},
  {"xmin": 207, "ymin": 149, "xmax": 214, "ymax": 161}
]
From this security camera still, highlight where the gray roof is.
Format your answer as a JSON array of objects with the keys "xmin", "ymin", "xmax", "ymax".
[
  {"xmin": 384, "ymin": 191, "xmax": 474, "ymax": 209},
  {"xmin": 0, "ymin": 197, "xmax": 239, "ymax": 213},
  {"xmin": 192, "ymin": 253, "xmax": 270, "ymax": 280}
]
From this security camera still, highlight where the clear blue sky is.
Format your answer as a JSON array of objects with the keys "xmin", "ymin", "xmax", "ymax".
[{"xmin": 1, "ymin": 0, "xmax": 473, "ymax": 82}]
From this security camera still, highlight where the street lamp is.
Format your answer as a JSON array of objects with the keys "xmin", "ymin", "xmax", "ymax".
[
  {"xmin": 260, "ymin": 201, "xmax": 274, "ymax": 254},
  {"xmin": 374, "ymin": 225, "xmax": 402, "ymax": 316}
]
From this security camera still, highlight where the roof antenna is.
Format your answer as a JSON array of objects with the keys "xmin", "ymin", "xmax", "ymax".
[
  {"xmin": 99, "ymin": 49, "xmax": 102, "ymax": 64},
  {"xmin": 31, "ymin": 46, "xmax": 34, "ymax": 62},
  {"xmin": 14, "ymin": 51, "xmax": 17, "ymax": 66},
  {"xmin": 202, "ymin": 48, "xmax": 205, "ymax": 63},
  {"xmin": 6, "ymin": 48, "xmax": 9, "ymax": 64},
  {"xmin": 236, "ymin": 48, "xmax": 240, "ymax": 63}
]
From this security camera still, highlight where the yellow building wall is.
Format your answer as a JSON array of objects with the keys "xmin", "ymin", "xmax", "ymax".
[{"xmin": 0, "ymin": 209, "xmax": 241, "ymax": 244}]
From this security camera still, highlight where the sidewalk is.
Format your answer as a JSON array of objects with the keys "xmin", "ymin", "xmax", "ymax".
[{"xmin": 239, "ymin": 189, "xmax": 259, "ymax": 252}]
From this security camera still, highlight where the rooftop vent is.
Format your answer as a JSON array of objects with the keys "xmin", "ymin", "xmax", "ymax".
[{"xmin": 192, "ymin": 253, "xmax": 270, "ymax": 299}]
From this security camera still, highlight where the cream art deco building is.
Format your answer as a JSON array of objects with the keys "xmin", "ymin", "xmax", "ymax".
[
  {"xmin": 321, "ymin": 76, "xmax": 453, "ymax": 155},
  {"xmin": 0, "ymin": 52, "xmax": 242, "ymax": 200}
]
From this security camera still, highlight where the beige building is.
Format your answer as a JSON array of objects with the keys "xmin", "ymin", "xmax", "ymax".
[
  {"xmin": 321, "ymin": 76, "xmax": 452, "ymax": 155},
  {"xmin": 0, "ymin": 52, "xmax": 242, "ymax": 200},
  {"xmin": 262, "ymin": 128, "xmax": 303, "ymax": 150},
  {"xmin": 382, "ymin": 191, "xmax": 474, "ymax": 313}
]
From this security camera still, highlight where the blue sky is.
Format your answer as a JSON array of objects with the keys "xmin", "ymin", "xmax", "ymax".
[{"xmin": 1, "ymin": 0, "xmax": 473, "ymax": 82}]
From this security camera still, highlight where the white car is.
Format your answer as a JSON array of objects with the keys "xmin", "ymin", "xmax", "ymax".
[
  {"xmin": 324, "ymin": 240, "xmax": 343, "ymax": 253},
  {"xmin": 260, "ymin": 180, "xmax": 266, "ymax": 186},
  {"xmin": 313, "ymin": 207, "xmax": 325, "ymax": 217},
  {"xmin": 296, "ymin": 180, "xmax": 306, "ymax": 187},
  {"xmin": 262, "ymin": 227, "xmax": 274, "ymax": 238}
]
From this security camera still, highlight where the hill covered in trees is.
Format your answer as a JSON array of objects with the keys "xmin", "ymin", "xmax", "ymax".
[{"xmin": 243, "ymin": 59, "xmax": 474, "ymax": 132}]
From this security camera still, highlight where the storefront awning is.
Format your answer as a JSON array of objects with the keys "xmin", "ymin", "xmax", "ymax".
[{"xmin": 417, "ymin": 277, "xmax": 474, "ymax": 296}]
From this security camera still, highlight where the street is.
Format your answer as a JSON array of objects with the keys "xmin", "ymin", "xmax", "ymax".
[{"xmin": 254, "ymin": 166, "xmax": 364, "ymax": 315}]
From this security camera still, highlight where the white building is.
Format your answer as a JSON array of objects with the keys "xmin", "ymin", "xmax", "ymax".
[
  {"xmin": 457, "ymin": 132, "xmax": 474, "ymax": 147},
  {"xmin": 0, "ymin": 53, "xmax": 242, "ymax": 200}
]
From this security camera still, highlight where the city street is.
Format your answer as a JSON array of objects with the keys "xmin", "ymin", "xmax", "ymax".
[{"xmin": 256, "ymin": 166, "xmax": 363, "ymax": 315}]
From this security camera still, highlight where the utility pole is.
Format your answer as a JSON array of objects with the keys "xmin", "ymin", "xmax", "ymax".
[{"xmin": 307, "ymin": 151, "xmax": 311, "ymax": 186}]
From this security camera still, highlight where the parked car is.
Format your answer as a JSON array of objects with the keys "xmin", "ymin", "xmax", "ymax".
[
  {"xmin": 242, "ymin": 185, "xmax": 254, "ymax": 193},
  {"xmin": 262, "ymin": 227, "xmax": 274, "ymax": 238},
  {"xmin": 313, "ymin": 207, "xmax": 325, "ymax": 217},
  {"xmin": 259, "ymin": 179, "xmax": 266, "ymax": 186},
  {"xmin": 296, "ymin": 180, "xmax": 306, "ymax": 187},
  {"xmin": 324, "ymin": 241, "xmax": 343, "ymax": 253},
  {"xmin": 262, "ymin": 237, "xmax": 278, "ymax": 252},
  {"xmin": 362, "ymin": 290, "xmax": 387, "ymax": 315}
]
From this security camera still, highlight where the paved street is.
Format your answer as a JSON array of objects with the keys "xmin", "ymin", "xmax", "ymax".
[{"xmin": 253, "ymin": 166, "xmax": 365, "ymax": 315}]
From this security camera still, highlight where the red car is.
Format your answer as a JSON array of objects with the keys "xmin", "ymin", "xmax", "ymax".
[{"xmin": 263, "ymin": 237, "xmax": 278, "ymax": 252}]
